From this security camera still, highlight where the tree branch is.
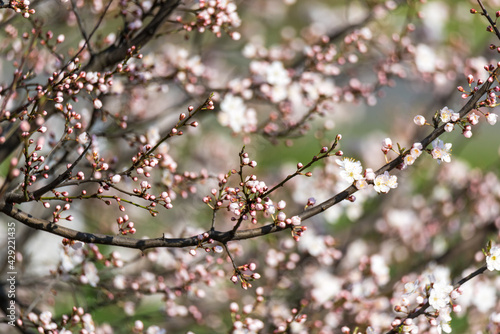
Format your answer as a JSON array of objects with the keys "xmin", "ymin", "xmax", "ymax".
[
  {"xmin": 385, "ymin": 265, "xmax": 489, "ymax": 334},
  {"xmin": 301, "ymin": 66, "xmax": 500, "ymax": 220},
  {"xmin": 1, "ymin": 66, "xmax": 498, "ymax": 251},
  {"xmin": 0, "ymin": 200, "xmax": 286, "ymax": 251},
  {"xmin": 5, "ymin": 140, "xmax": 92, "ymax": 204},
  {"xmin": 84, "ymin": 0, "xmax": 181, "ymax": 71}
]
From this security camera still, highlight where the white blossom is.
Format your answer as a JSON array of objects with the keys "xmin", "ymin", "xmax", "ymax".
[
  {"xmin": 486, "ymin": 112, "xmax": 498, "ymax": 125},
  {"xmin": 428, "ymin": 281, "xmax": 453, "ymax": 310},
  {"xmin": 431, "ymin": 139, "xmax": 452, "ymax": 163},
  {"xmin": 487, "ymin": 246, "xmax": 500, "ymax": 271},
  {"xmin": 415, "ymin": 44, "xmax": 436, "ymax": 73},
  {"xmin": 218, "ymin": 94, "xmax": 256, "ymax": 133},
  {"xmin": 265, "ymin": 61, "xmax": 290, "ymax": 86},
  {"xmin": 336, "ymin": 158, "xmax": 363, "ymax": 183},
  {"xmin": 439, "ymin": 106, "xmax": 454, "ymax": 123},
  {"xmin": 83, "ymin": 262, "xmax": 100, "ymax": 287},
  {"xmin": 373, "ymin": 171, "xmax": 398, "ymax": 194}
]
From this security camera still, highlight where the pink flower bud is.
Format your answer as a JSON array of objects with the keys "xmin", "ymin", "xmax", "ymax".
[
  {"xmin": 277, "ymin": 212, "xmax": 286, "ymax": 221},
  {"xmin": 230, "ymin": 302, "xmax": 239, "ymax": 313},
  {"xmin": 382, "ymin": 137, "xmax": 392, "ymax": 149},
  {"xmin": 413, "ymin": 115, "xmax": 426, "ymax": 126},
  {"xmin": 364, "ymin": 168, "xmax": 375, "ymax": 181},
  {"xmin": 93, "ymin": 98, "xmax": 102, "ymax": 109}
]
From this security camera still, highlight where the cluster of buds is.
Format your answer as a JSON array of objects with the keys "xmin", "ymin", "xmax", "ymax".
[
  {"xmin": 230, "ymin": 262, "xmax": 260, "ymax": 290},
  {"xmin": 158, "ymin": 191, "xmax": 173, "ymax": 210},
  {"xmin": 203, "ymin": 150, "xmax": 280, "ymax": 225},
  {"xmin": 20, "ymin": 137, "xmax": 47, "ymax": 186},
  {"xmin": 130, "ymin": 147, "xmax": 160, "ymax": 178},
  {"xmin": 26, "ymin": 311, "xmax": 57, "ymax": 332},
  {"xmin": 209, "ymin": 182, "xmax": 274, "ymax": 224},
  {"xmin": 60, "ymin": 307, "xmax": 95, "ymax": 332},
  {"xmin": 188, "ymin": 233, "xmax": 223, "ymax": 256},
  {"xmin": 9, "ymin": 0, "xmax": 35, "ymax": 18},
  {"xmin": 229, "ymin": 288, "xmax": 266, "ymax": 331},
  {"xmin": 458, "ymin": 63, "xmax": 500, "ymax": 106},
  {"xmin": 415, "ymin": 103, "xmax": 498, "ymax": 142},
  {"xmin": 40, "ymin": 30, "xmax": 67, "ymax": 52},
  {"xmin": 273, "ymin": 306, "xmax": 308, "ymax": 333},
  {"xmin": 90, "ymin": 151, "xmax": 113, "ymax": 179},
  {"xmin": 290, "ymin": 225, "xmax": 307, "ymax": 242},
  {"xmin": 240, "ymin": 152, "xmax": 257, "ymax": 168},
  {"xmin": 273, "ymin": 203, "xmax": 302, "ymax": 229},
  {"xmin": 116, "ymin": 214, "xmax": 136, "ymax": 235},
  {"xmin": 52, "ymin": 204, "xmax": 74, "ymax": 223},
  {"xmin": 48, "ymin": 63, "xmax": 114, "ymax": 108},
  {"xmin": 178, "ymin": 0, "xmax": 242, "ymax": 40},
  {"xmin": 304, "ymin": 27, "xmax": 373, "ymax": 74},
  {"xmin": 75, "ymin": 244, "xmax": 123, "ymax": 269}
]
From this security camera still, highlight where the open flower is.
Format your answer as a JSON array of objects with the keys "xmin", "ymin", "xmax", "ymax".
[
  {"xmin": 439, "ymin": 106, "xmax": 454, "ymax": 123},
  {"xmin": 218, "ymin": 94, "xmax": 257, "ymax": 133},
  {"xmin": 431, "ymin": 139, "xmax": 452, "ymax": 163},
  {"xmin": 486, "ymin": 112, "xmax": 498, "ymax": 125},
  {"xmin": 487, "ymin": 246, "xmax": 500, "ymax": 271},
  {"xmin": 373, "ymin": 171, "xmax": 398, "ymax": 193},
  {"xmin": 265, "ymin": 61, "xmax": 290, "ymax": 86},
  {"xmin": 428, "ymin": 281, "xmax": 453, "ymax": 311},
  {"xmin": 336, "ymin": 158, "xmax": 363, "ymax": 183},
  {"xmin": 437, "ymin": 307, "xmax": 453, "ymax": 334},
  {"xmin": 468, "ymin": 112, "xmax": 480, "ymax": 125}
]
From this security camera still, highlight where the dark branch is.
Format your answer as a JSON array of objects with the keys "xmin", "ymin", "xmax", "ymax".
[
  {"xmin": 0, "ymin": 201, "xmax": 286, "ymax": 251},
  {"xmin": 5, "ymin": 141, "xmax": 93, "ymax": 204},
  {"xmin": 84, "ymin": 0, "xmax": 181, "ymax": 71},
  {"xmin": 1, "ymin": 66, "xmax": 498, "ymax": 250}
]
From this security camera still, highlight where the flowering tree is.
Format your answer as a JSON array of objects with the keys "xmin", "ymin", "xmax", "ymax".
[{"xmin": 1, "ymin": 0, "xmax": 500, "ymax": 333}]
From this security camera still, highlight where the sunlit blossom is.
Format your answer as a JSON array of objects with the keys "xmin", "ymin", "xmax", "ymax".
[
  {"xmin": 428, "ymin": 281, "xmax": 453, "ymax": 310},
  {"xmin": 410, "ymin": 142, "xmax": 423, "ymax": 158},
  {"xmin": 468, "ymin": 112, "xmax": 480, "ymax": 125},
  {"xmin": 431, "ymin": 139, "xmax": 452, "ymax": 163},
  {"xmin": 487, "ymin": 246, "xmax": 500, "ymax": 271},
  {"xmin": 373, "ymin": 171, "xmax": 398, "ymax": 193},
  {"xmin": 439, "ymin": 106, "xmax": 454, "ymax": 123},
  {"xmin": 265, "ymin": 61, "xmax": 291, "ymax": 86},
  {"xmin": 415, "ymin": 44, "xmax": 436, "ymax": 73},
  {"xmin": 355, "ymin": 179, "xmax": 368, "ymax": 189},
  {"xmin": 336, "ymin": 158, "xmax": 363, "ymax": 183},
  {"xmin": 218, "ymin": 94, "xmax": 257, "ymax": 133},
  {"xmin": 404, "ymin": 154, "xmax": 416, "ymax": 166},
  {"xmin": 78, "ymin": 132, "xmax": 89, "ymax": 144},
  {"xmin": 436, "ymin": 307, "xmax": 453, "ymax": 334},
  {"xmin": 486, "ymin": 112, "xmax": 498, "ymax": 125}
]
